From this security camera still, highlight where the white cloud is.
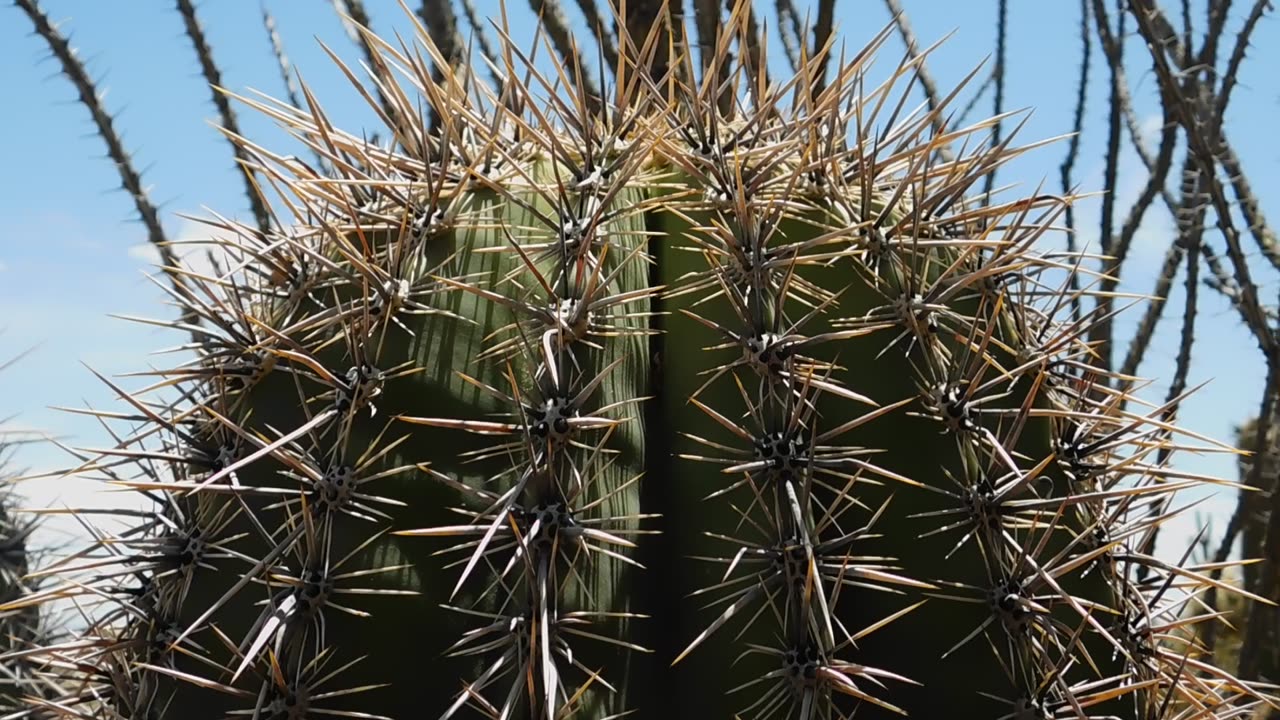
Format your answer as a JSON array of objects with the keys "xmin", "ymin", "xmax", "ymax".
[
  {"xmin": 1137, "ymin": 112, "xmax": 1166, "ymax": 149},
  {"xmin": 125, "ymin": 241, "xmax": 161, "ymax": 265},
  {"xmin": 126, "ymin": 214, "xmax": 254, "ymax": 279}
]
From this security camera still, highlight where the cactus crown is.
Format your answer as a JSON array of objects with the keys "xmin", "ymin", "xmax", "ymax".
[{"xmin": 2, "ymin": 2, "xmax": 1272, "ymax": 719}]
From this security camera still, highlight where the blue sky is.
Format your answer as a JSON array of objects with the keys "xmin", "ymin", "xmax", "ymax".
[{"xmin": 1, "ymin": 1, "xmax": 1278, "ymax": 559}]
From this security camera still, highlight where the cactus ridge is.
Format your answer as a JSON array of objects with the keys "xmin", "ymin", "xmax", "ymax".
[{"xmin": 1, "ymin": 2, "xmax": 1275, "ymax": 719}]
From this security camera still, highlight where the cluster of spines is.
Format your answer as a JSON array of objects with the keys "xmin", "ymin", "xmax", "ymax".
[
  {"xmin": 2, "ymin": 451, "xmax": 40, "ymax": 713},
  {"xmin": 644, "ymin": 10, "xmax": 1273, "ymax": 719},
  {"xmin": 0, "ymin": 1, "xmax": 1275, "ymax": 719},
  {"xmin": 653, "ymin": 24, "xmax": 928, "ymax": 717},
  {"xmin": 391, "ymin": 64, "xmax": 664, "ymax": 716}
]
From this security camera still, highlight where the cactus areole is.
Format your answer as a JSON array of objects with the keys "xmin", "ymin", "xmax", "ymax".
[{"xmin": 4, "ymin": 3, "xmax": 1272, "ymax": 719}]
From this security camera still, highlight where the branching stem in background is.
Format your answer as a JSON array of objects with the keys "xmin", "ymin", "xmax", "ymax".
[
  {"xmin": 774, "ymin": 0, "xmax": 803, "ymax": 72},
  {"xmin": 733, "ymin": 0, "xmax": 768, "ymax": 93},
  {"xmin": 457, "ymin": 0, "xmax": 502, "ymax": 90},
  {"xmin": 1128, "ymin": 0, "xmax": 1275, "ymax": 357},
  {"xmin": 1139, "ymin": 160, "xmax": 1208, "ymax": 576},
  {"xmin": 881, "ymin": 0, "xmax": 955, "ymax": 164},
  {"xmin": 1239, "ymin": 361, "xmax": 1280, "ymax": 682},
  {"xmin": 260, "ymin": 3, "xmax": 331, "ymax": 175},
  {"xmin": 1059, "ymin": 0, "xmax": 1091, "ymax": 325},
  {"xmin": 528, "ymin": 0, "xmax": 601, "ymax": 103},
  {"xmin": 1088, "ymin": 0, "xmax": 1125, "ymax": 375},
  {"xmin": 693, "ymin": 0, "xmax": 731, "ymax": 113},
  {"xmin": 175, "ymin": 0, "xmax": 272, "ymax": 237},
  {"xmin": 980, "ymin": 0, "xmax": 1007, "ymax": 204},
  {"xmin": 572, "ymin": 0, "xmax": 619, "ymax": 73},
  {"xmin": 331, "ymin": 0, "xmax": 420, "ymax": 155},
  {"xmin": 1117, "ymin": 0, "xmax": 1279, "ymax": 683},
  {"xmin": 809, "ymin": 0, "xmax": 835, "ymax": 96},
  {"xmin": 419, "ymin": 0, "xmax": 464, "ymax": 131}
]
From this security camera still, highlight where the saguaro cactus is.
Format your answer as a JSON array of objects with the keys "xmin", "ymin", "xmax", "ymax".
[{"xmin": 3, "ymin": 2, "xmax": 1272, "ymax": 719}]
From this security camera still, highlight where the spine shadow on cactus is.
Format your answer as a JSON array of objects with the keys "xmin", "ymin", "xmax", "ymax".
[{"xmin": 1, "ymin": 2, "xmax": 1274, "ymax": 720}]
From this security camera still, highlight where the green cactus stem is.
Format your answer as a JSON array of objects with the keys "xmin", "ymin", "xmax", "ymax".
[{"xmin": 2, "ymin": 3, "xmax": 1273, "ymax": 719}]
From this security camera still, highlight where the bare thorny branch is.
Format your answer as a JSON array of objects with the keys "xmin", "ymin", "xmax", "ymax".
[
  {"xmin": 880, "ymin": 0, "xmax": 955, "ymax": 165},
  {"xmin": 13, "ymin": 0, "xmax": 201, "ymax": 332},
  {"xmin": 1087, "ymin": 0, "xmax": 1279, "ymax": 687},
  {"xmin": 174, "ymin": 0, "xmax": 272, "ymax": 237}
]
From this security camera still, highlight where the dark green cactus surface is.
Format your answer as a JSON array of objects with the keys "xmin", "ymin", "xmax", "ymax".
[{"xmin": 2, "ymin": 4, "xmax": 1273, "ymax": 720}]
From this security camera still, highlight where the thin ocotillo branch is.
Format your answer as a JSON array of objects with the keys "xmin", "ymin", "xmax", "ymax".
[
  {"xmin": 1089, "ymin": 0, "xmax": 1214, "ymax": 381},
  {"xmin": 953, "ymin": 72, "xmax": 993, "ymax": 126},
  {"xmin": 1202, "ymin": 244, "xmax": 1278, "ymax": 327},
  {"xmin": 1209, "ymin": 0, "xmax": 1280, "ymax": 274},
  {"xmin": 810, "ymin": 0, "xmax": 836, "ymax": 96},
  {"xmin": 1111, "ymin": 0, "xmax": 1261, "ymax": 384},
  {"xmin": 1137, "ymin": 160, "xmax": 1208, "ymax": 576},
  {"xmin": 1196, "ymin": 0, "xmax": 1234, "ymax": 88},
  {"xmin": 1215, "ymin": 0, "xmax": 1272, "ymax": 122},
  {"xmin": 330, "ymin": 0, "xmax": 382, "ymax": 87},
  {"xmin": 528, "ymin": 0, "xmax": 601, "ymax": 102},
  {"xmin": 570, "ymin": 0, "xmax": 618, "ymax": 73},
  {"xmin": 1217, "ymin": 130, "xmax": 1280, "ymax": 272},
  {"xmin": 774, "ymin": 0, "xmax": 804, "ymax": 73},
  {"xmin": 1201, "ymin": 497, "xmax": 1247, "ymax": 656},
  {"xmin": 419, "ymin": 0, "xmax": 464, "ymax": 131},
  {"xmin": 1130, "ymin": 0, "xmax": 1280, "ymax": 282},
  {"xmin": 1125, "ymin": 0, "xmax": 1280, "ymax": 676},
  {"xmin": 1115, "ymin": 1, "xmax": 1276, "ymax": 384},
  {"xmin": 457, "ymin": 0, "xmax": 502, "ymax": 90},
  {"xmin": 880, "ymin": 0, "xmax": 955, "ymax": 164},
  {"xmin": 1085, "ymin": 0, "xmax": 1126, "ymax": 374},
  {"xmin": 175, "ymin": 0, "xmax": 272, "ymax": 237},
  {"xmin": 1107, "ymin": 103, "xmax": 1180, "ymax": 353},
  {"xmin": 13, "ymin": 0, "xmax": 199, "ymax": 330},
  {"xmin": 259, "ymin": 2, "xmax": 331, "ymax": 174},
  {"xmin": 1119, "ymin": 243, "xmax": 1186, "ymax": 381},
  {"xmin": 260, "ymin": 3, "xmax": 305, "ymax": 116},
  {"xmin": 615, "ymin": 0, "xmax": 690, "ymax": 93},
  {"xmin": 1111, "ymin": 88, "xmax": 1191, "ymax": 385},
  {"xmin": 331, "ymin": 0, "xmax": 419, "ymax": 153},
  {"xmin": 1165, "ymin": 167, "xmax": 1208, "ymax": 437},
  {"xmin": 1204, "ymin": 407, "xmax": 1278, "ymax": 656},
  {"xmin": 1128, "ymin": 0, "xmax": 1276, "ymax": 357},
  {"xmin": 693, "ymin": 0, "xmax": 732, "ymax": 113},
  {"xmin": 733, "ymin": 0, "xmax": 769, "ymax": 93},
  {"xmin": 1059, "ymin": 0, "xmax": 1090, "ymax": 325},
  {"xmin": 420, "ymin": 0, "xmax": 463, "ymax": 71},
  {"xmin": 980, "ymin": 0, "xmax": 1008, "ymax": 204}
]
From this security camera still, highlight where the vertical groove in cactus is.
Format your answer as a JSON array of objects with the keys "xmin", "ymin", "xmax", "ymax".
[{"xmin": 2, "ymin": 3, "xmax": 1275, "ymax": 719}]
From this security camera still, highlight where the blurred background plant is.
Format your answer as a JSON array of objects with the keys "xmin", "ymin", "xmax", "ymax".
[{"xmin": 1, "ymin": 346, "xmax": 60, "ymax": 714}]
